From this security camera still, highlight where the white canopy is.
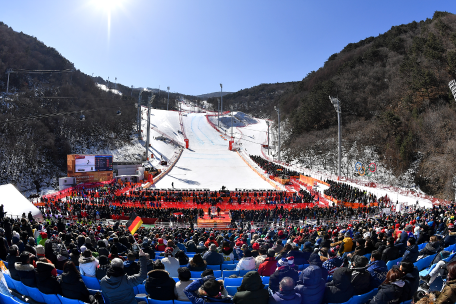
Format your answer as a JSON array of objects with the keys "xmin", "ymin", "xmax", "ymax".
[{"xmin": 0, "ymin": 184, "xmax": 43, "ymax": 221}]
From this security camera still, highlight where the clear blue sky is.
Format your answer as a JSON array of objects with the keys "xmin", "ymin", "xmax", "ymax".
[{"xmin": 1, "ymin": 0, "xmax": 454, "ymax": 96}]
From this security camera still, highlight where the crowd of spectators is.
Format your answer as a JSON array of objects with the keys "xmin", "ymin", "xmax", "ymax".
[
  {"xmin": 324, "ymin": 180, "xmax": 379, "ymax": 205},
  {"xmin": 1, "ymin": 201, "xmax": 456, "ymax": 304},
  {"xmin": 249, "ymin": 155, "xmax": 300, "ymax": 177}
]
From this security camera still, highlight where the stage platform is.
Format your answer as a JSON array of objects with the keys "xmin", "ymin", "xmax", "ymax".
[{"xmin": 197, "ymin": 210, "xmax": 231, "ymax": 229}]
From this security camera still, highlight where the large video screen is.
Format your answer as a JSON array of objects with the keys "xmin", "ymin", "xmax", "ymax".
[{"xmin": 75, "ymin": 155, "xmax": 112, "ymax": 172}]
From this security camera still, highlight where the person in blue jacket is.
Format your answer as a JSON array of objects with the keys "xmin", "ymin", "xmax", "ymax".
[
  {"xmin": 367, "ymin": 250, "xmax": 388, "ymax": 289},
  {"xmin": 294, "ymin": 264, "xmax": 325, "ymax": 304},
  {"xmin": 402, "ymin": 238, "xmax": 419, "ymax": 263},
  {"xmin": 184, "ymin": 275, "xmax": 233, "ymax": 304}
]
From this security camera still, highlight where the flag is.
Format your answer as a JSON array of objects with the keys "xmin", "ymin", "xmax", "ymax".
[{"xmin": 126, "ymin": 212, "xmax": 143, "ymax": 235}]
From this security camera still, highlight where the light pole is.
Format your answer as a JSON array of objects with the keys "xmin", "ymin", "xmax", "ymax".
[
  {"xmin": 145, "ymin": 94, "xmax": 155, "ymax": 161},
  {"xmin": 231, "ymin": 111, "xmax": 234, "ymax": 138},
  {"xmin": 220, "ymin": 83, "xmax": 223, "ymax": 117},
  {"xmin": 266, "ymin": 121, "xmax": 270, "ymax": 155},
  {"xmin": 167, "ymin": 86, "xmax": 170, "ymax": 110},
  {"xmin": 274, "ymin": 106, "xmax": 281, "ymax": 162},
  {"xmin": 217, "ymin": 98, "xmax": 220, "ymax": 128},
  {"xmin": 329, "ymin": 96, "xmax": 342, "ymax": 180},
  {"xmin": 137, "ymin": 90, "xmax": 144, "ymax": 139}
]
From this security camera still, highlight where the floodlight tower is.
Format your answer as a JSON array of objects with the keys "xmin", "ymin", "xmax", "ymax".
[
  {"xmin": 167, "ymin": 86, "xmax": 170, "ymax": 110},
  {"xmin": 217, "ymin": 98, "xmax": 220, "ymax": 127},
  {"xmin": 329, "ymin": 96, "xmax": 342, "ymax": 180},
  {"xmin": 274, "ymin": 106, "xmax": 281, "ymax": 162},
  {"xmin": 137, "ymin": 90, "xmax": 144, "ymax": 139},
  {"xmin": 115, "ymin": 77, "xmax": 117, "ymax": 90},
  {"xmin": 220, "ymin": 83, "xmax": 223, "ymax": 126},
  {"xmin": 145, "ymin": 94, "xmax": 155, "ymax": 161}
]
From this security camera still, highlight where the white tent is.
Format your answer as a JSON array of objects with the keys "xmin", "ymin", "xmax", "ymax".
[{"xmin": 0, "ymin": 184, "xmax": 43, "ymax": 221}]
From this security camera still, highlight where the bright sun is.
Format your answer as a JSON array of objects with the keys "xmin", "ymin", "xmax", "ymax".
[{"xmin": 92, "ymin": 0, "xmax": 124, "ymax": 12}]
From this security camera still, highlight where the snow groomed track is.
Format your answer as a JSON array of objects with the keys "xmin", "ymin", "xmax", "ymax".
[{"xmin": 154, "ymin": 113, "xmax": 275, "ymax": 190}]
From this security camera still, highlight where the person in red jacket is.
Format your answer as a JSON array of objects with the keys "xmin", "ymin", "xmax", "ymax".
[
  {"xmin": 204, "ymin": 236, "xmax": 218, "ymax": 248},
  {"xmin": 156, "ymin": 238, "xmax": 166, "ymax": 251},
  {"xmin": 258, "ymin": 249, "xmax": 278, "ymax": 276}
]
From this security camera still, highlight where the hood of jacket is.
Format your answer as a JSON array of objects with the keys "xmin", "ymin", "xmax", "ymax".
[
  {"xmin": 308, "ymin": 253, "xmax": 323, "ymax": 267},
  {"xmin": 298, "ymin": 265, "xmax": 323, "ymax": 286},
  {"xmin": 36, "ymin": 261, "xmax": 55, "ymax": 274},
  {"xmin": 392, "ymin": 280, "xmax": 405, "ymax": 288},
  {"xmin": 238, "ymin": 271, "xmax": 264, "ymax": 291},
  {"xmin": 78, "ymin": 256, "xmax": 96, "ymax": 264},
  {"xmin": 15, "ymin": 262, "xmax": 35, "ymax": 272},
  {"xmin": 275, "ymin": 289, "xmax": 300, "ymax": 300},
  {"xmin": 61, "ymin": 271, "xmax": 81, "ymax": 284},
  {"xmin": 331, "ymin": 267, "xmax": 353, "ymax": 289},
  {"xmin": 147, "ymin": 269, "xmax": 170, "ymax": 282},
  {"xmin": 367, "ymin": 260, "xmax": 388, "ymax": 272}
]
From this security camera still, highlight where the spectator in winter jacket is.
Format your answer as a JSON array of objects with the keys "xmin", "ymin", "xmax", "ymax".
[
  {"xmin": 398, "ymin": 261, "xmax": 419, "ymax": 303},
  {"xmin": 351, "ymin": 255, "xmax": 371, "ymax": 295},
  {"xmin": 15, "ymin": 251, "xmax": 37, "ymax": 287},
  {"xmin": 323, "ymin": 267, "xmax": 354, "ymax": 304},
  {"xmin": 419, "ymin": 236, "xmax": 440, "ymax": 257},
  {"xmin": 444, "ymin": 223, "xmax": 456, "ymax": 247},
  {"xmin": 100, "ymin": 250, "xmax": 148, "ymax": 304},
  {"xmin": 269, "ymin": 277, "xmax": 301, "ymax": 304},
  {"xmin": 255, "ymin": 246, "xmax": 268, "ymax": 268},
  {"xmin": 184, "ymin": 275, "xmax": 233, "ymax": 304},
  {"xmin": 287, "ymin": 244, "xmax": 308, "ymax": 265},
  {"xmin": 162, "ymin": 247, "xmax": 180, "ymax": 277},
  {"xmin": 220, "ymin": 241, "xmax": 235, "ymax": 262},
  {"xmin": 124, "ymin": 252, "xmax": 140, "ymax": 276},
  {"xmin": 96, "ymin": 255, "xmax": 110, "ymax": 281},
  {"xmin": 269, "ymin": 258, "xmax": 299, "ymax": 293},
  {"xmin": 187, "ymin": 253, "xmax": 208, "ymax": 271},
  {"xmin": 322, "ymin": 247, "xmax": 343, "ymax": 275},
  {"xmin": 273, "ymin": 240, "xmax": 284, "ymax": 253},
  {"xmin": 382, "ymin": 237, "xmax": 399, "ymax": 263},
  {"xmin": 6, "ymin": 245, "xmax": 20, "ymax": 281},
  {"xmin": 176, "ymin": 250, "xmax": 190, "ymax": 266},
  {"xmin": 233, "ymin": 271, "xmax": 269, "ymax": 304},
  {"xmin": 294, "ymin": 264, "xmax": 326, "ymax": 304},
  {"xmin": 145, "ymin": 267, "xmax": 176, "ymax": 301},
  {"xmin": 429, "ymin": 261, "xmax": 456, "ymax": 304},
  {"xmin": 196, "ymin": 241, "xmax": 207, "ymax": 254},
  {"xmin": 402, "ymin": 238, "xmax": 419, "ymax": 263},
  {"xmin": 35, "ymin": 257, "xmax": 61, "ymax": 295},
  {"xmin": 308, "ymin": 252, "xmax": 328, "ymax": 281},
  {"xmin": 367, "ymin": 250, "xmax": 388, "ymax": 289},
  {"xmin": 174, "ymin": 267, "xmax": 193, "ymax": 302},
  {"xmin": 235, "ymin": 249, "xmax": 256, "ymax": 271},
  {"xmin": 78, "ymin": 249, "xmax": 99, "ymax": 277},
  {"xmin": 186, "ymin": 239, "xmax": 197, "ymax": 252},
  {"xmin": 258, "ymin": 249, "xmax": 278, "ymax": 276},
  {"xmin": 339, "ymin": 233, "xmax": 354, "ymax": 255},
  {"xmin": 203, "ymin": 244, "xmax": 224, "ymax": 266},
  {"xmin": 369, "ymin": 268, "xmax": 406, "ymax": 304},
  {"xmin": 155, "ymin": 238, "xmax": 167, "ymax": 252},
  {"xmin": 59, "ymin": 261, "xmax": 92, "ymax": 303}
]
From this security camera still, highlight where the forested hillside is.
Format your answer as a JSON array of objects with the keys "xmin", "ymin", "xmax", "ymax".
[
  {"xmin": 0, "ymin": 22, "xmax": 152, "ymax": 192},
  {"xmin": 212, "ymin": 11, "xmax": 456, "ymax": 199}
]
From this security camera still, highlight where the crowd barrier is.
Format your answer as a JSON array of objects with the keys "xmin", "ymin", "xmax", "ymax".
[{"xmin": 40, "ymin": 179, "xmax": 117, "ymax": 201}]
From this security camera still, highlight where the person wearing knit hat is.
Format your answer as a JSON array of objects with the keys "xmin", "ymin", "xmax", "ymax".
[
  {"xmin": 183, "ymin": 275, "xmax": 230, "ymax": 302},
  {"xmin": 235, "ymin": 249, "xmax": 256, "ymax": 271}
]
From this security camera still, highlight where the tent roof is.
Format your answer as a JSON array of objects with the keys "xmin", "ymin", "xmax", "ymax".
[{"xmin": 0, "ymin": 184, "xmax": 43, "ymax": 221}]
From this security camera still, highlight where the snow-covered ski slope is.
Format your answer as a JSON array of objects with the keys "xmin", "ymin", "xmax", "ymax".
[{"xmin": 153, "ymin": 113, "xmax": 275, "ymax": 190}]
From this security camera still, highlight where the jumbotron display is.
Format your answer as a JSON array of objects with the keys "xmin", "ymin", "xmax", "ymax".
[
  {"xmin": 75, "ymin": 155, "xmax": 113, "ymax": 172},
  {"xmin": 67, "ymin": 154, "xmax": 113, "ymax": 184}
]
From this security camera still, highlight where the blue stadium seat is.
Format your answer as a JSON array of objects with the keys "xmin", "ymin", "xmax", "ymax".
[
  {"xmin": 212, "ymin": 270, "xmax": 222, "ymax": 278},
  {"xmin": 222, "ymin": 264, "xmax": 236, "ymax": 270},
  {"xmin": 297, "ymin": 264, "xmax": 308, "ymax": 271},
  {"xmin": 418, "ymin": 243, "xmax": 428, "ymax": 251},
  {"xmin": 0, "ymin": 293, "xmax": 23, "ymax": 304},
  {"xmin": 262, "ymin": 276, "xmax": 270, "ymax": 284},
  {"xmin": 239, "ymin": 270, "xmax": 253, "ymax": 276},
  {"xmin": 174, "ymin": 301, "xmax": 191, "ymax": 304},
  {"xmin": 349, "ymin": 288, "xmax": 378, "ymax": 304},
  {"xmin": 207, "ymin": 264, "xmax": 221, "ymax": 271},
  {"xmin": 179, "ymin": 265, "xmax": 187, "ymax": 268},
  {"xmin": 225, "ymin": 286, "xmax": 238, "ymax": 296},
  {"xmin": 57, "ymin": 294, "xmax": 88, "ymax": 304},
  {"xmin": 137, "ymin": 284, "xmax": 146, "ymax": 294},
  {"xmin": 186, "ymin": 253, "xmax": 196, "ymax": 257},
  {"xmin": 444, "ymin": 244, "xmax": 455, "ymax": 252},
  {"xmin": 147, "ymin": 299, "xmax": 173, "ymax": 304},
  {"xmin": 14, "ymin": 281, "xmax": 29, "ymax": 297},
  {"xmin": 223, "ymin": 260, "xmax": 235, "ymax": 264},
  {"xmin": 222, "ymin": 270, "xmax": 239, "ymax": 278},
  {"xmin": 24, "ymin": 285, "xmax": 45, "ymax": 303},
  {"xmin": 224, "ymin": 277, "xmax": 243, "ymax": 286},
  {"xmin": 401, "ymin": 300, "xmax": 412, "ymax": 304},
  {"xmin": 364, "ymin": 253, "xmax": 371, "ymax": 260},
  {"xmin": 81, "ymin": 275, "xmax": 101, "ymax": 290},
  {"xmin": 172, "ymin": 277, "xmax": 179, "ymax": 282},
  {"xmin": 264, "ymin": 284, "xmax": 268, "ymax": 289},
  {"xmin": 3, "ymin": 273, "xmax": 16, "ymax": 290},
  {"xmin": 40, "ymin": 292, "xmax": 62, "ymax": 304},
  {"xmin": 387, "ymin": 257, "xmax": 403, "ymax": 270},
  {"xmin": 419, "ymin": 263, "xmax": 437, "ymax": 277},
  {"xmin": 57, "ymin": 269, "xmax": 64, "ymax": 275},
  {"xmin": 445, "ymin": 253, "xmax": 456, "ymax": 262},
  {"xmin": 190, "ymin": 271, "xmax": 203, "ymax": 278},
  {"xmin": 414, "ymin": 254, "xmax": 437, "ymax": 271},
  {"xmin": 327, "ymin": 275, "xmax": 333, "ymax": 282}
]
